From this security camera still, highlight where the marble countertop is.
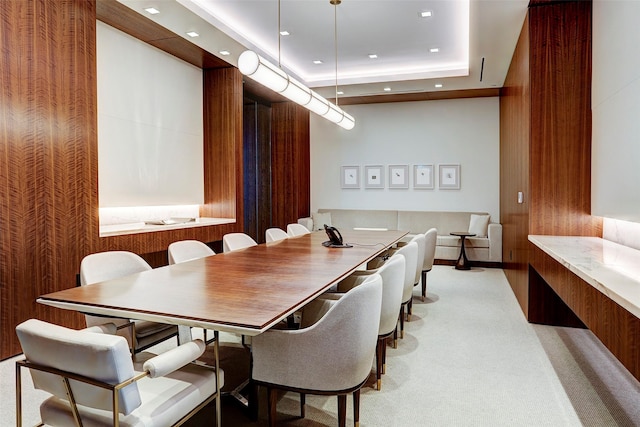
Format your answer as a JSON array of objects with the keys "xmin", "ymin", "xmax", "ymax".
[
  {"xmin": 529, "ymin": 235, "xmax": 640, "ymax": 319},
  {"xmin": 99, "ymin": 217, "xmax": 235, "ymax": 237}
]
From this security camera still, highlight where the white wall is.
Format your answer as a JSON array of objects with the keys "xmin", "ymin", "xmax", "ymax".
[
  {"xmin": 592, "ymin": 0, "xmax": 640, "ymax": 222},
  {"xmin": 310, "ymin": 97, "xmax": 500, "ymax": 221},
  {"xmin": 97, "ymin": 22, "xmax": 204, "ymax": 208}
]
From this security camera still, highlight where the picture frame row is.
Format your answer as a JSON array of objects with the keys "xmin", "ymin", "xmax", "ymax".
[{"xmin": 341, "ymin": 164, "xmax": 460, "ymax": 190}]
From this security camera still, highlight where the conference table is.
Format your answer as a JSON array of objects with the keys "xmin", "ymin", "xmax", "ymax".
[{"xmin": 38, "ymin": 229, "xmax": 407, "ymax": 338}]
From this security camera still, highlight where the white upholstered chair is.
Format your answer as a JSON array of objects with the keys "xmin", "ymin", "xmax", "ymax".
[
  {"xmin": 392, "ymin": 241, "xmax": 419, "ymax": 339},
  {"xmin": 334, "ymin": 254, "xmax": 405, "ymax": 390},
  {"xmin": 168, "ymin": 240, "xmax": 215, "ymax": 264},
  {"xmin": 223, "ymin": 232, "xmax": 258, "ymax": 252},
  {"xmin": 15, "ymin": 319, "xmax": 223, "ymax": 427},
  {"xmin": 286, "ymin": 223, "xmax": 311, "ymax": 237},
  {"xmin": 401, "ymin": 235, "xmax": 425, "ymax": 318},
  {"xmin": 265, "ymin": 227, "xmax": 289, "ymax": 243},
  {"xmin": 80, "ymin": 251, "xmax": 178, "ymax": 353},
  {"xmin": 251, "ymin": 274, "xmax": 383, "ymax": 427},
  {"xmin": 167, "ymin": 240, "xmax": 216, "ymax": 344},
  {"xmin": 420, "ymin": 228, "xmax": 438, "ymax": 300}
]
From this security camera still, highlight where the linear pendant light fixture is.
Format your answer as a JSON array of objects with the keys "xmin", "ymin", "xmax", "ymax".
[{"xmin": 238, "ymin": 0, "xmax": 355, "ymax": 130}]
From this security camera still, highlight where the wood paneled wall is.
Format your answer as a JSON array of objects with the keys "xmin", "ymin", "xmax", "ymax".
[
  {"xmin": 0, "ymin": 1, "xmax": 268, "ymax": 359},
  {"xmin": 500, "ymin": 0, "xmax": 602, "ymax": 319},
  {"xmin": 0, "ymin": 0, "xmax": 98, "ymax": 358},
  {"xmin": 500, "ymin": 15, "xmax": 531, "ymax": 312},
  {"xmin": 270, "ymin": 103, "xmax": 311, "ymax": 230}
]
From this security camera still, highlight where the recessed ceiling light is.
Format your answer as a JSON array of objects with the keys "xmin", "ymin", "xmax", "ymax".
[
  {"xmin": 420, "ymin": 11, "xmax": 433, "ymax": 18},
  {"xmin": 383, "ymin": 87, "xmax": 391, "ymax": 92},
  {"xmin": 219, "ymin": 50, "xmax": 230, "ymax": 56},
  {"xmin": 369, "ymin": 54, "xmax": 378, "ymax": 59},
  {"xmin": 435, "ymin": 83, "xmax": 443, "ymax": 88},
  {"xmin": 430, "ymin": 48, "xmax": 439, "ymax": 53},
  {"xmin": 313, "ymin": 60, "xmax": 323, "ymax": 65},
  {"xmin": 144, "ymin": 7, "xmax": 160, "ymax": 14},
  {"xmin": 337, "ymin": 90, "xmax": 344, "ymax": 95},
  {"xmin": 280, "ymin": 31, "xmax": 290, "ymax": 36},
  {"xmin": 186, "ymin": 31, "xmax": 199, "ymax": 38}
]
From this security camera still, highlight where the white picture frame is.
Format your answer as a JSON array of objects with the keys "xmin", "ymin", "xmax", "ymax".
[
  {"xmin": 438, "ymin": 164, "xmax": 460, "ymax": 189},
  {"xmin": 388, "ymin": 164, "xmax": 409, "ymax": 189},
  {"xmin": 341, "ymin": 165, "xmax": 360, "ymax": 189},
  {"xmin": 365, "ymin": 165, "xmax": 384, "ymax": 189},
  {"xmin": 413, "ymin": 164, "xmax": 434, "ymax": 189}
]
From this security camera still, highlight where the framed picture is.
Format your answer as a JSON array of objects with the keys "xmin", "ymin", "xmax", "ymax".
[
  {"xmin": 413, "ymin": 164, "xmax": 434, "ymax": 189},
  {"xmin": 341, "ymin": 165, "xmax": 360, "ymax": 189},
  {"xmin": 365, "ymin": 165, "xmax": 384, "ymax": 189},
  {"xmin": 388, "ymin": 165, "xmax": 409, "ymax": 189},
  {"xmin": 438, "ymin": 164, "xmax": 460, "ymax": 189}
]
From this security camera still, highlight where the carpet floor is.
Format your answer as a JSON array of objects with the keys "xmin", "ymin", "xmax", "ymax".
[{"xmin": 3, "ymin": 266, "xmax": 640, "ymax": 426}]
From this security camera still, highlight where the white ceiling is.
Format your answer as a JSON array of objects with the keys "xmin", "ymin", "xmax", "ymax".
[{"xmin": 120, "ymin": 0, "xmax": 528, "ymax": 99}]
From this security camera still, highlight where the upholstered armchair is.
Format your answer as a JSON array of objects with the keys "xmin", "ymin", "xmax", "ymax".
[
  {"xmin": 265, "ymin": 227, "xmax": 289, "ymax": 243},
  {"xmin": 223, "ymin": 232, "xmax": 258, "ymax": 252},
  {"xmin": 80, "ymin": 251, "xmax": 178, "ymax": 353},
  {"xmin": 168, "ymin": 239, "xmax": 215, "ymax": 264},
  {"xmin": 286, "ymin": 223, "xmax": 311, "ymax": 237},
  {"xmin": 15, "ymin": 319, "xmax": 223, "ymax": 427},
  {"xmin": 251, "ymin": 274, "xmax": 383, "ymax": 427},
  {"xmin": 335, "ymin": 254, "xmax": 405, "ymax": 390},
  {"xmin": 421, "ymin": 228, "xmax": 438, "ymax": 300},
  {"xmin": 392, "ymin": 241, "xmax": 419, "ymax": 337}
]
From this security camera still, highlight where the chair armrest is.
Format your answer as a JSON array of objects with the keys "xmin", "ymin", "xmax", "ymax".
[
  {"xmin": 142, "ymin": 339, "xmax": 205, "ymax": 378},
  {"xmin": 298, "ymin": 217, "xmax": 313, "ymax": 231},
  {"xmin": 81, "ymin": 323, "xmax": 117, "ymax": 334},
  {"xmin": 300, "ymin": 297, "xmax": 339, "ymax": 328},
  {"xmin": 336, "ymin": 271, "xmax": 376, "ymax": 292}
]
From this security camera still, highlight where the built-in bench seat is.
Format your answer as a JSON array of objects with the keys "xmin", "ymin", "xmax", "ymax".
[{"xmin": 298, "ymin": 208, "xmax": 502, "ymax": 264}]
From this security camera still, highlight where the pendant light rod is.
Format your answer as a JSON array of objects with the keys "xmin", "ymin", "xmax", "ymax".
[{"xmin": 238, "ymin": 0, "xmax": 355, "ymax": 130}]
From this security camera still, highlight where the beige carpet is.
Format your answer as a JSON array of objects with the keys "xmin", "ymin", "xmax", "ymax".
[{"xmin": 3, "ymin": 266, "xmax": 640, "ymax": 426}]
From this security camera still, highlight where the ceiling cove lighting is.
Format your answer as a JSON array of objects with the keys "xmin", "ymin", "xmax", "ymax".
[{"xmin": 238, "ymin": 0, "xmax": 354, "ymax": 130}]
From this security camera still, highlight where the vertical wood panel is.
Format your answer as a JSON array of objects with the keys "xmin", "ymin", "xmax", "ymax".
[
  {"xmin": 529, "ymin": 0, "xmax": 601, "ymax": 237},
  {"xmin": 0, "ymin": 0, "xmax": 98, "ymax": 358},
  {"xmin": 271, "ymin": 103, "xmax": 310, "ymax": 230},
  {"xmin": 500, "ymin": 0, "xmax": 602, "ymax": 321},
  {"xmin": 500, "ymin": 15, "xmax": 531, "ymax": 315},
  {"xmin": 201, "ymin": 67, "xmax": 244, "ymax": 225}
]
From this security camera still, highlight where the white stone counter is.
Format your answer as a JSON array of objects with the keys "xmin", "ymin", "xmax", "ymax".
[
  {"xmin": 529, "ymin": 235, "xmax": 640, "ymax": 319},
  {"xmin": 99, "ymin": 217, "xmax": 235, "ymax": 237}
]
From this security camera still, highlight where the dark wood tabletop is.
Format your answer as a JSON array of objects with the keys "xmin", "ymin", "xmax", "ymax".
[{"xmin": 38, "ymin": 229, "xmax": 407, "ymax": 335}]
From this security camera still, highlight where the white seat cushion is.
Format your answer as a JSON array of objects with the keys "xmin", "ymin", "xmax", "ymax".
[
  {"xmin": 40, "ymin": 351, "xmax": 222, "ymax": 427},
  {"xmin": 437, "ymin": 235, "xmax": 489, "ymax": 248}
]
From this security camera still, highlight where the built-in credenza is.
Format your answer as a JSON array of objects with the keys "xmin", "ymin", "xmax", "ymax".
[{"xmin": 529, "ymin": 235, "xmax": 640, "ymax": 380}]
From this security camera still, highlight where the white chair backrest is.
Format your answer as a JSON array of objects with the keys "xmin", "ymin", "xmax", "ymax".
[
  {"xmin": 287, "ymin": 223, "xmax": 311, "ymax": 237},
  {"xmin": 80, "ymin": 251, "xmax": 151, "ymax": 328},
  {"xmin": 223, "ymin": 233, "xmax": 258, "ymax": 252},
  {"xmin": 393, "ymin": 241, "xmax": 419, "ymax": 304},
  {"xmin": 16, "ymin": 319, "xmax": 142, "ymax": 415},
  {"xmin": 373, "ymin": 254, "xmax": 406, "ymax": 336},
  {"xmin": 408, "ymin": 234, "xmax": 426, "ymax": 285},
  {"xmin": 80, "ymin": 251, "xmax": 151, "ymax": 286},
  {"xmin": 168, "ymin": 240, "xmax": 215, "ymax": 264},
  {"xmin": 265, "ymin": 227, "xmax": 289, "ymax": 243},
  {"xmin": 423, "ymin": 228, "xmax": 438, "ymax": 271},
  {"xmin": 303, "ymin": 274, "xmax": 382, "ymax": 390}
]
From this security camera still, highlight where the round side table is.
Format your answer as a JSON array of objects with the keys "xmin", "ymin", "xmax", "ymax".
[{"xmin": 450, "ymin": 232, "xmax": 476, "ymax": 270}]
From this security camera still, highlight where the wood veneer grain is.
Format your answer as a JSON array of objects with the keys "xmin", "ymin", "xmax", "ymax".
[
  {"xmin": 0, "ymin": 0, "xmax": 97, "ymax": 358},
  {"xmin": 271, "ymin": 103, "xmax": 310, "ymax": 230},
  {"xmin": 500, "ymin": 15, "xmax": 531, "ymax": 315},
  {"xmin": 530, "ymin": 244, "xmax": 640, "ymax": 380}
]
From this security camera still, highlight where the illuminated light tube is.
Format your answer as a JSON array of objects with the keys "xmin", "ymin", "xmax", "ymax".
[{"xmin": 238, "ymin": 50, "xmax": 355, "ymax": 130}]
